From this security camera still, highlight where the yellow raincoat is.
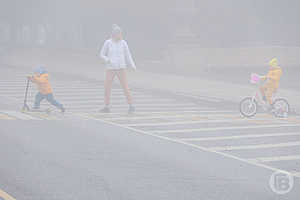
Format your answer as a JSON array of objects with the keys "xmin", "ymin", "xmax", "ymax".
[
  {"xmin": 260, "ymin": 58, "xmax": 282, "ymax": 104},
  {"xmin": 263, "ymin": 66, "xmax": 282, "ymax": 89},
  {"xmin": 32, "ymin": 73, "xmax": 53, "ymax": 94}
]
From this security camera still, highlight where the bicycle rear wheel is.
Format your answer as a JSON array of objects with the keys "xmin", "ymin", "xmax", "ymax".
[
  {"xmin": 272, "ymin": 98, "xmax": 290, "ymax": 118},
  {"xmin": 239, "ymin": 97, "xmax": 258, "ymax": 118}
]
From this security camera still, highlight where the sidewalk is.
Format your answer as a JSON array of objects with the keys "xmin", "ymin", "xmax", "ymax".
[{"xmin": 1, "ymin": 48, "xmax": 300, "ymax": 113}]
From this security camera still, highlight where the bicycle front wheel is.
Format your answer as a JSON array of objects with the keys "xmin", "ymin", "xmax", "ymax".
[{"xmin": 239, "ymin": 97, "xmax": 257, "ymax": 118}]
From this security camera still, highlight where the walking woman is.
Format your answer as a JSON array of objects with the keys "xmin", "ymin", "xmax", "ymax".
[{"xmin": 99, "ymin": 24, "xmax": 136, "ymax": 113}]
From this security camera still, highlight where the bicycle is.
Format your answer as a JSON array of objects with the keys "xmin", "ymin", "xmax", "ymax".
[{"xmin": 239, "ymin": 73, "xmax": 290, "ymax": 118}]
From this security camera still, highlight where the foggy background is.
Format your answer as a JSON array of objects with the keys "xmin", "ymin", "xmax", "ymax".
[
  {"xmin": 0, "ymin": 0, "xmax": 299, "ymax": 82},
  {"xmin": 2, "ymin": 0, "xmax": 300, "ymax": 46}
]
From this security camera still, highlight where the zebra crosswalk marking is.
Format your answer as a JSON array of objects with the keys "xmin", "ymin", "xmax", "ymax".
[
  {"xmin": 247, "ymin": 155, "xmax": 300, "ymax": 163},
  {"xmin": 152, "ymin": 124, "xmax": 300, "ymax": 134},
  {"xmin": 93, "ymin": 111, "xmax": 234, "ymax": 121},
  {"xmin": 125, "ymin": 118, "xmax": 286, "ymax": 127},
  {"xmin": 3, "ymin": 69, "xmax": 300, "ymax": 178},
  {"xmin": 209, "ymin": 141, "xmax": 300, "ymax": 151},
  {"xmin": 179, "ymin": 132, "xmax": 300, "ymax": 141}
]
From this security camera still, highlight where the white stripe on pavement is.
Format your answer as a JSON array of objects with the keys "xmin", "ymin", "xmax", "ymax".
[
  {"xmin": 69, "ymin": 107, "xmax": 213, "ymax": 112},
  {"xmin": 87, "ymin": 110, "xmax": 227, "ymax": 116},
  {"xmin": 27, "ymin": 99, "xmax": 178, "ymax": 105},
  {"xmin": 32, "ymin": 103, "xmax": 197, "ymax": 108},
  {"xmin": 247, "ymin": 155, "xmax": 300, "ymax": 163},
  {"xmin": 291, "ymin": 172, "xmax": 300, "ymax": 177},
  {"xmin": 174, "ymin": 92, "xmax": 221, "ymax": 103},
  {"xmin": 27, "ymin": 98, "xmax": 177, "ymax": 103},
  {"xmin": 179, "ymin": 132, "xmax": 300, "ymax": 141},
  {"xmin": 0, "ymin": 90, "xmax": 140, "ymax": 95},
  {"xmin": 0, "ymin": 87, "xmax": 119, "ymax": 91},
  {"xmin": 0, "ymin": 84, "xmax": 108, "ymax": 89},
  {"xmin": 209, "ymin": 141, "xmax": 300, "ymax": 151},
  {"xmin": 96, "ymin": 111, "xmax": 235, "ymax": 121},
  {"xmin": 152, "ymin": 124, "xmax": 300, "ymax": 134},
  {"xmin": 14, "ymin": 95, "xmax": 161, "ymax": 100},
  {"xmin": 0, "ymin": 85, "xmax": 107, "ymax": 89},
  {"xmin": 125, "ymin": 118, "xmax": 284, "ymax": 127},
  {"xmin": 7, "ymin": 94, "xmax": 156, "ymax": 100}
]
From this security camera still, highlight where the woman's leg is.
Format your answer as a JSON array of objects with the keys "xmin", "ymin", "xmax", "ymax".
[
  {"xmin": 104, "ymin": 70, "xmax": 116, "ymax": 106},
  {"xmin": 116, "ymin": 69, "xmax": 133, "ymax": 105}
]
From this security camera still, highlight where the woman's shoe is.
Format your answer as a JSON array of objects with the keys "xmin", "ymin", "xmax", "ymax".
[
  {"xmin": 100, "ymin": 107, "xmax": 110, "ymax": 113},
  {"xmin": 128, "ymin": 105, "xmax": 135, "ymax": 114}
]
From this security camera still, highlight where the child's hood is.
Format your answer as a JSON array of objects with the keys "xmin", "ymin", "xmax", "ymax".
[{"xmin": 270, "ymin": 66, "xmax": 282, "ymax": 71}]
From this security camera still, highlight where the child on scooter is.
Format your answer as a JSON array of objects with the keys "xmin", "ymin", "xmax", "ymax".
[{"xmin": 27, "ymin": 67, "xmax": 65, "ymax": 113}]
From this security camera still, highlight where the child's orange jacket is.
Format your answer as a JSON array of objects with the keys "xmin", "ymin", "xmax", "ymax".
[
  {"xmin": 262, "ymin": 66, "xmax": 282, "ymax": 89},
  {"xmin": 32, "ymin": 73, "xmax": 53, "ymax": 94}
]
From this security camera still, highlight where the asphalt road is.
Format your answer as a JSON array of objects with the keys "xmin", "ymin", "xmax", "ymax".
[{"xmin": 0, "ymin": 66, "xmax": 300, "ymax": 199}]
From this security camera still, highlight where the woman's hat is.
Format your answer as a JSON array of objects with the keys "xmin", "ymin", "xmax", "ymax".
[{"xmin": 112, "ymin": 24, "xmax": 122, "ymax": 35}]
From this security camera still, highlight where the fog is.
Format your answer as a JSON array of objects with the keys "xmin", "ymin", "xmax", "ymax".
[
  {"xmin": 2, "ymin": 0, "xmax": 300, "ymax": 48},
  {"xmin": 1, "ymin": 1, "xmax": 300, "ymax": 199},
  {"xmin": 1, "ymin": 0, "xmax": 300, "ymax": 92}
]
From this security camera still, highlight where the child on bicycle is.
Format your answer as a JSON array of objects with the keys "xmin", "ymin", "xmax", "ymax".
[
  {"xmin": 27, "ymin": 67, "xmax": 65, "ymax": 113},
  {"xmin": 260, "ymin": 58, "xmax": 282, "ymax": 107}
]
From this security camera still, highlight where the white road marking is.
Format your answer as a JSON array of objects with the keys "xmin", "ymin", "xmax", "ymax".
[
  {"xmin": 0, "ymin": 85, "xmax": 115, "ymax": 93},
  {"xmin": 92, "ymin": 110, "xmax": 228, "ymax": 115},
  {"xmin": 291, "ymin": 172, "xmax": 300, "ymax": 177},
  {"xmin": 86, "ymin": 110, "xmax": 226, "ymax": 116},
  {"xmin": 0, "ymin": 83, "xmax": 134, "ymax": 90},
  {"xmin": 98, "ymin": 111, "xmax": 235, "ymax": 121},
  {"xmin": 76, "ymin": 113, "xmax": 300, "ymax": 178},
  {"xmin": 6, "ymin": 94, "xmax": 156, "ymax": 100},
  {"xmin": 31, "ymin": 102, "xmax": 197, "ymax": 108},
  {"xmin": 209, "ymin": 141, "xmax": 300, "ymax": 151},
  {"xmin": 0, "ymin": 85, "xmax": 106, "ymax": 90},
  {"xmin": 69, "ymin": 107, "xmax": 213, "ymax": 113},
  {"xmin": 125, "ymin": 118, "xmax": 284, "ymax": 127},
  {"xmin": 152, "ymin": 124, "xmax": 300, "ymax": 134},
  {"xmin": 27, "ymin": 99, "xmax": 178, "ymax": 105},
  {"xmin": 0, "ymin": 90, "xmax": 140, "ymax": 95},
  {"xmin": 11, "ymin": 94, "xmax": 165, "ymax": 100},
  {"xmin": 174, "ymin": 92, "xmax": 222, "ymax": 103},
  {"xmin": 179, "ymin": 132, "xmax": 300, "ymax": 141},
  {"xmin": 55, "ymin": 90, "xmax": 138, "ymax": 94},
  {"xmin": 247, "ymin": 155, "xmax": 300, "ymax": 163}
]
